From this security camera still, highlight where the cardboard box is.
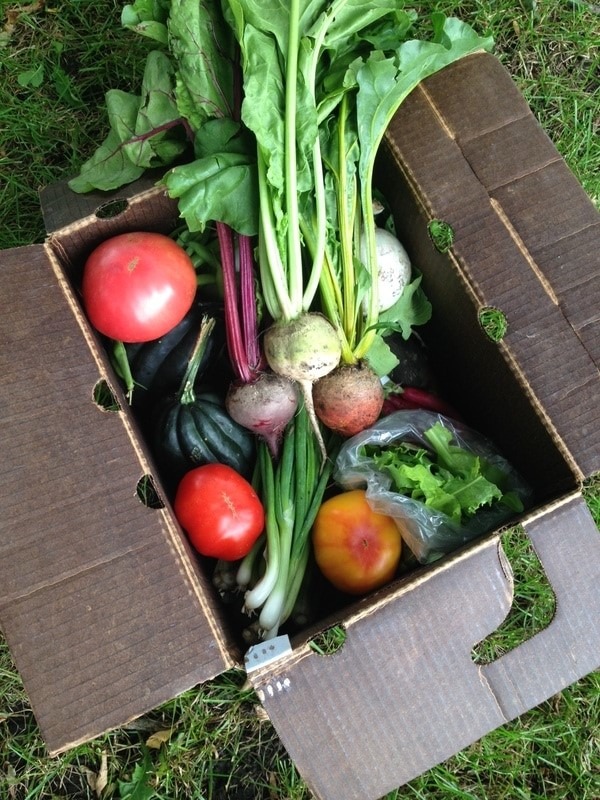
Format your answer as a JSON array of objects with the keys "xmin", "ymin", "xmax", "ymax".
[{"xmin": 1, "ymin": 52, "xmax": 599, "ymax": 799}]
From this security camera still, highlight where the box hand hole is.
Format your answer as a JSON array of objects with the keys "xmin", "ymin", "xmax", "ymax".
[
  {"xmin": 308, "ymin": 624, "xmax": 347, "ymax": 657},
  {"xmin": 471, "ymin": 527, "xmax": 555, "ymax": 665},
  {"xmin": 136, "ymin": 474, "xmax": 165, "ymax": 509},
  {"xmin": 479, "ymin": 306, "xmax": 508, "ymax": 342},
  {"xmin": 93, "ymin": 379, "xmax": 121, "ymax": 412},
  {"xmin": 95, "ymin": 198, "xmax": 129, "ymax": 220},
  {"xmin": 427, "ymin": 218, "xmax": 455, "ymax": 253}
]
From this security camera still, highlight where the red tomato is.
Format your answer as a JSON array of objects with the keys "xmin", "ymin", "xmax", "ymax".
[
  {"xmin": 174, "ymin": 464, "xmax": 265, "ymax": 561},
  {"xmin": 312, "ymin": 489, "xmax": 402, "ymax": 595},
  {"xmin": 82, "ymin": 231, "xmax": 197, "ymax": 342}
]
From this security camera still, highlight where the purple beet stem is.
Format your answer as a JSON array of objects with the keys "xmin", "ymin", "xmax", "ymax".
[{"xmin": 216, "ymin": 221, "xmax": 261, "ymax": 385}]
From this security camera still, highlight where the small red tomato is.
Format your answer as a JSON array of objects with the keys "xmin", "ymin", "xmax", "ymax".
[
  {"xmin": 174, "ymin": 464, "xmax": 264, "ymax": 561},
  {"xmin": 312, "ymin": 489, "xmax": 402, "ymax": 595},
  {"xmin": 82, "ymin": 231, "xmax": 197, "ymax": 342}
]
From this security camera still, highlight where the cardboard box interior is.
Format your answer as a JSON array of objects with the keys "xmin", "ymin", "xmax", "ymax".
[{"xmin": 1, "ymin": 52, "xmax": 599, "ymax": 800}]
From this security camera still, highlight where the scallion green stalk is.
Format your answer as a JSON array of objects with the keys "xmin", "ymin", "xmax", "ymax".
[{"xmin": 242, "ymin": 443, "xmax": 281, "ymax": 612}]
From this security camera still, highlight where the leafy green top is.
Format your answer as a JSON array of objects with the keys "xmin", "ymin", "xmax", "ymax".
[
  {"xmin": 69, "ymin": 0, "xmax": 493, "ymax": 362},
  {"xmin": 365, "ymin": 422, "xmax": 524, "ymax": 524}
]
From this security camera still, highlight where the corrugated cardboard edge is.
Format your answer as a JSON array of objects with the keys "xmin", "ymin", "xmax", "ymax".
[
  {"xmin": 46, "ymin": 184, "xmax": 179, "ymax": 266},
  {"xmin": 258, "ymin": 530, "xmax": 515, "ymax": 676}
]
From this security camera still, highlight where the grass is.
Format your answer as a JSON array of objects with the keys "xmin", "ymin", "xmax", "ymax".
[
  {"xmin": 0, "ymin": 0, "xmax": 153, "ymax": 247},
  {"xmin": 427, "ymin": 219, "xmax": 456, "ymax": 253},
  {"xmin": 478, "ymin": 307, "xmax": 509, "ymax": 342},
  {"xmin": 1, "ymin": 1, "xmax": 599, "ymax": 798}
]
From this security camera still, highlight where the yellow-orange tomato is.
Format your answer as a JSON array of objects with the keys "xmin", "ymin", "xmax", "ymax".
[{"xmin": 312, "ymin": 489, "xmax": 402, "ymax": 595}]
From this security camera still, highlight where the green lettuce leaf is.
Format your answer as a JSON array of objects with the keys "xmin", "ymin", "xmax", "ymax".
[{"xmin": 367, "ymin": 421, "xmax": 520, "ymax": 524}]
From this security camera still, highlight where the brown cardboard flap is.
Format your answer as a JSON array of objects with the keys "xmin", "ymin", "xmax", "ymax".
[
  {"xmin": 482, "ymin": 495, "xmax": 600, "ymax": 718},
  {"xmin": 415, "ymin": 50, "xmax": 533, "ymax": 139},
  {"xmin": 381, "ymin": 52, "xmax": 600, "ymax": 479},
  {"xmin": 44, "ymin": 184, "xmax": 181, "ymax": 284},
  {"xmin": 39, "ymin": 170, "xmax": 170, "ymax": 234},
  {"xmin": 0, "ymin": 245, "xmax": 234, "ymax": 753},
  {"xmin": 249, "ymin": 538, "xmax": 512, "ymax": 800},
  {"xmin": 250, "ymin": 497, "xmax": 600, "ymax": 800}
]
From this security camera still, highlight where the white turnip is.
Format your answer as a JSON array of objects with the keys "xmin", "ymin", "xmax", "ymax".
[
  {"xmin": 263, "ymin": 312, "xmax": 342, "ymax": 459},
  {"xmin": 362, "ymin": 227, "xmax": 412, "ymax": 313}
]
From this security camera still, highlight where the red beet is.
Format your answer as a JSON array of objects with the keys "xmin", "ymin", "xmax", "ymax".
[{"xmin": 226, "ymin": 371, "xmax": 299, "ymax": 457}]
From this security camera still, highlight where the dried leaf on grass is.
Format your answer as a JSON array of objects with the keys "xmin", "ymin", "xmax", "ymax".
[
  {"xmin": 84, "ymin": 750, "xmax": 109, "ymax": 797},
  {"xmin": 5, "ymin": 763, "xmax": 18, "ymax": 799},
  {"xmin": 1, "ymin": 1, "xmax": 45, "ymax": 46},
  {"xmin": 254, "ymin": 704, "xmax": 270, "ymax": 723},
  {"xmin": 96, "ymin": 751, "xmax": 109, "ymax": 797},
  {"xmin": 145, "ymin": 729, "xmax": 173, "ymax": 749}
]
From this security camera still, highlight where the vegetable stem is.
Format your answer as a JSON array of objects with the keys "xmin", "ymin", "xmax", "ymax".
[
  {"xmin": 236, "ymin": 532, "xmax": 265, "ymax": 589},
  {"xmin": 301, "ymin": 138, "xmax": 327, "ymax": 312},
  {"xmin": 217, "ymin": 222, "xmax": 252, "ymax": 384},
  {"xmin": 285, "ymin": 0, "xmax": 303, "ymax": 314},
  {"xmin": 337, "ymin": 95, "xmax": 357, "ymax": 353},
  {"xmin": 257, "ymin": 150, "xmax": 293, "ymax": 320},
  {"xmin": 258, "ymin": 413, "xmax": 296, "ymax": 634},
  {"xmin": 243, "ymin": 443, "xmax": 281, "ymax": 612},
  {"xmin": 280, "ymin": 543, "xmax": 310, "ymax": 626},
  {"xmin": 178, "ymin": 315, "xmax": 216, "ymax": 404},
  {"xmin": 353, "ymin": 178, "xmax": 379, "ymax": 360},
  {"xmin": 238, "ymin": 232, "xmax": 261, "ymax": 372},
  {"xmin": 111, "ymin": 340, "xmax": 135, "ymax": 403},
  {"xmin": 241, "ymin": 402, "xmax": 337, "ymax": 638},
  {"xmin": 304, "ymin": 229, "xmax": 353, "ymax": 363}
]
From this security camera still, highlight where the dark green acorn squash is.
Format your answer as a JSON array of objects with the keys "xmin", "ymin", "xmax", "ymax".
[
  {"xmin": 149, "ymin": 316, "xmax": 255, "ymax": 493},
  {"xmin": 117, "ymin": 294, "xmax": 229, "ymax": 417}
]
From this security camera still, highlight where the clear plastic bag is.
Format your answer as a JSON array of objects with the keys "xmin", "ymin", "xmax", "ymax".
[{"xmin": 334, "ymin": 409, "xmax": 533, "ymax": 564}]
